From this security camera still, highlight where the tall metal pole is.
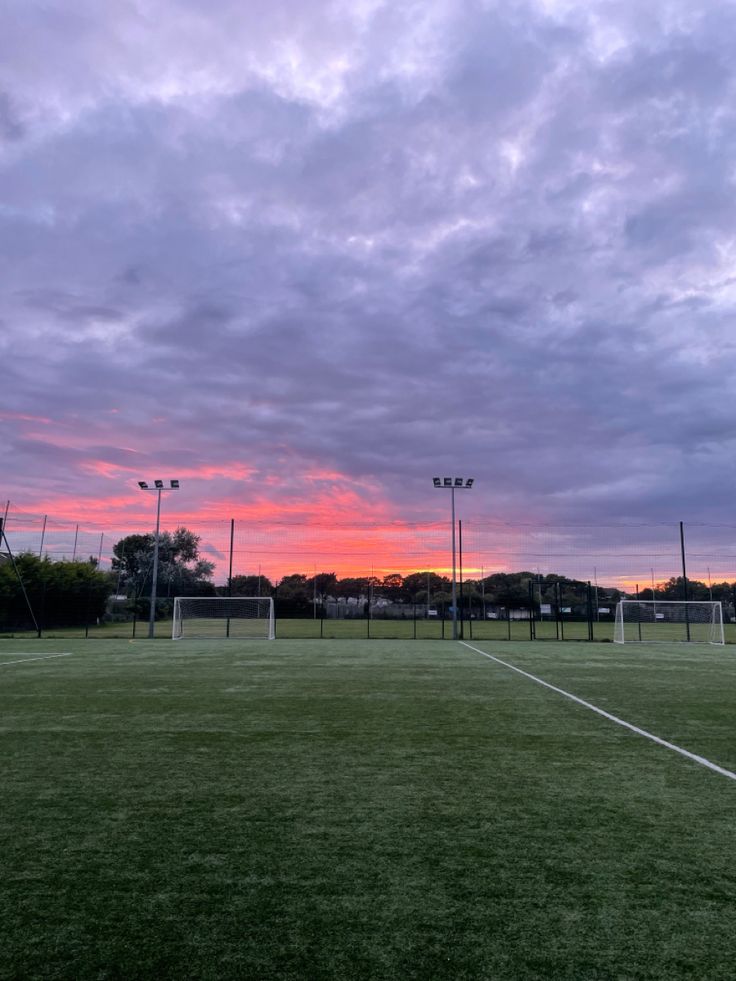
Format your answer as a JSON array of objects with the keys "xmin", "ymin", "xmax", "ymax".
[
  {"xmin": 227, "ymin": 517, "xmax": 235, "ymax": 639},
  {"xmin": 228, "ymin": 518, "xmax": 235, "ymax": 595},
  {"xmin": 451, "ymin": 485, "xmax": 458, "ymax": 640},
  {"xmin": 651, "ymin": 567, "xmax": 656, "ymax": 619},
  {"xmin": 458, "ymin": 518, "xmax": 464, "ymax": 640},
  {"xmin": 148, "ymin": 487, "xmax": 162, "ymax": 639},
  {"xmin": 433, "ymin": 478, "xmax": 473, "ymax": 640},
  {"xmin": 72, "ymin": 524, "xmax": 79, "ymax": 561},
  {"xmin": 593, "ymin": 566, "xmax": 599, "ymax": 620},
  {"xmin": 679, "ymin": 520, "xmax": 691, "ymax": 642},
  {"xmin": 39, "ymin": 515, "xmax": 47, "ymax": 558}
]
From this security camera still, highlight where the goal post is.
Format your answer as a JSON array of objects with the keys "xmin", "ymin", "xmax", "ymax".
[
  {"xmin": 172, "ymin": 596, "xmax": 275, "ymax": 640},
  {"xmin": 613, "ymin": 600, "xmax": 724, "ymax": 645}
]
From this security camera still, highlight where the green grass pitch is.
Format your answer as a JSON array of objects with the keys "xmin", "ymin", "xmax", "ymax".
[{"xmin": 2, "ymin": 638, "xmax": 736, "ymax": 980}]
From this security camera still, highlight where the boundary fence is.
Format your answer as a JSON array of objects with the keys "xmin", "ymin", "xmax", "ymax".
[{"xmin": 4, "ymin": 504, "xmax": 736, "ymax": 642}]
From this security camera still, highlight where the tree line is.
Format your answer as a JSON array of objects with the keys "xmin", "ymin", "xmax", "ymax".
[{"xmin": 2, "ymin": 525, "xmax": 735, "ymax": 630}]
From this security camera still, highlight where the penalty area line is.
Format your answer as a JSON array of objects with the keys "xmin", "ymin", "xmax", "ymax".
[
  {"xmin": 0, "ymin": 653, "xmax": 74, "ymax": 667},
  {"xmin": 460, "ymin": 641, "xmax": 736, "ymax": 784}
]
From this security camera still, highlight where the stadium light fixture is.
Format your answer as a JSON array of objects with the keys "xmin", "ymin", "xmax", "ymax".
[
  {"xmin": 138, "ymin": 479, "xmax": 180, "ymax": 638},
  {"xmin": 433, "ymin": 477, "xmax": 475, "ymax": 640}
]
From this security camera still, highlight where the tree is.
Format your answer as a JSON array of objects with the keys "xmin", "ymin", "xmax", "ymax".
[
  {"xmin": 111, "ymin": 527, "xmax": 215, "ymax": 601},
  {"xmin": 314, "ymin": 572, "xmax": 338, "ymax": 607},
  {"xmin": 225, "ymin": 574, "xmax": 273, "ymax": 596},
  {"xmin": 381, "ymin": 573, "xmax": 405, "ymax": 602},
  {"xmin": 275, "ymin": 574, "xmax": 312, "ymax": 617},
  {"xmin": 642, "ymin": 577, "xmax": 710, "ymax": 602},
  {"xmin": 278, "ymin": 574, "xmax": 309, "ymax": 600},
  {"xmin": 334, "ymin": 577, "xmax": 371, "ymax": 600},
  {"xmin": 403, "ymin": 572, "xmax": 449, "ymax": 605},
  {"xmin": 0, "ymin": 553, "xmax": 111, "ymax": 631}
]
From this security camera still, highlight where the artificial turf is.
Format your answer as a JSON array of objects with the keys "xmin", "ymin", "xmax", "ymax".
[{"xmin": 1, "ymin": 638, "xmax": 735, "ymax": 980}]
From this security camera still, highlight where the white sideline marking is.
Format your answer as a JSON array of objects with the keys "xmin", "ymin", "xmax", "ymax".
[
  {"xmin": 460, "ymin": 641, "xmax": 736, "ymax": 783},
  {"xmin": 0, "ymin": 653, "xmax": 74, "ymax": 667}
]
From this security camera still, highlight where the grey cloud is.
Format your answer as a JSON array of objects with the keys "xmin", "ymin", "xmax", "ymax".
[
  {"xmin": 3, "ymin": 0, "xmax": 736, "ymax": 532},
  {"xmin": 0, "ymin": 92, "xmax": 24, "ymax": 141}
]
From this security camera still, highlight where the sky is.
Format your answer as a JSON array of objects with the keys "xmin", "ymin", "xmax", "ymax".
[{"xmin": 3, "ymin": 0, "xmax": 736, "ymax": 582}]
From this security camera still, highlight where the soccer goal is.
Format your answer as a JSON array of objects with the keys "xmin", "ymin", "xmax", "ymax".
[
  {"xmin": 172, "ymin": 596, "xmax": 275, "ymax": 640},
  {"xmin": 613, "ymin": 600, "xmax": 724, "ymax": 645}
]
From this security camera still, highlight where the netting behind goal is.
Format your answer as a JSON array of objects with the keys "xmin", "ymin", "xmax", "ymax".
[
  {"xmin": 613, "ymin": 601, "xmax": 724, "ymax": 645},
  {"xmin": 172, "ymin": 597, "xmax": 275, "ymax": 640}
]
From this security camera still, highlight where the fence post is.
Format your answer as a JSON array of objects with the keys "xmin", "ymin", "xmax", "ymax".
[
  {"xmin": 680, "ymin": 521, "xmax": 691, "ymax": 641},
  {"xmin": 84, "ymin": 581, "xmax": 91, "ymax": 639},
  {"xmin": 586, "ymin": 581, "xmax": 594, "ymax": 641},
  {"xmin": 635, "ymin": 584, "xmax": 642, "ymax": 641},
  {"xmin": 556, "ymin": 581, "xmax": 564, "ymax": 641},
  {"xmin": 528, "ymin": 580, "xmax": 535, "ymax": 640}
]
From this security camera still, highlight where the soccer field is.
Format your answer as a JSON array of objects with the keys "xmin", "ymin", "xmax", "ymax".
[{"xmin": 2, "ymin": 639, "xmax": 736, "ymax": 980}]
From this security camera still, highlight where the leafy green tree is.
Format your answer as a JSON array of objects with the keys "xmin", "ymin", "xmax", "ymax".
[
  {"xmin": 224, "ymin": 574, "xmax": 273, "ymax": 596},
  {"xmin": 333, "ymin": 577, "xmax": 371, "ymax": 600},
  {"xmin": 314, "ymin": 573, "xmax": 338, "ymax": 607},
  {"xmin": 0, "ymin": 553, "xmax": 111, "ymax": 630},
  {"xmin": 403, "ymin": 572, "xmax": 449, "ymax": 606},
  {"xmin": 278, "ymin": 574, "xmax": 309, "ymax": 599},
  {"xmin": 111, "ymin": 527, "xmax": 214, "ymax": 600},
  {"xmin": 640, "ymin": 577, "xmax": 710, "ymax": 601},
  {"xmin": 381, "ymin": 573, "xmax": 405, "ymax": 602},
  {"xmin": 275, "ymin": 574, "xmax": 312, "ymax": 617}
]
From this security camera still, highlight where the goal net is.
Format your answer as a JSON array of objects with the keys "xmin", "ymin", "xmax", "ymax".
[
  {"xmin": 172, "ymin": 596, "xmax": 275, "ymax": 640},
  {"xmin": 613, "ymin": 601, "xmax": 724, "ymax": 645}
]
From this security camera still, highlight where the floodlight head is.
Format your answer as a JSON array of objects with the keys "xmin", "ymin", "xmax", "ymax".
[
  {"xmin": 138, "ymin": 481, "xmax": 148, "ymax": 489},
  {"xmin": 433, "ymin": 477, "xmax": 441, "ymax": 487},
  {"xmin": 170, "ymin": 479, "xmax": 179, "ymax": 489},
  {"xmin": 443, "ymin": 477, "xmax": 452, "ymax": 487},
  {"xmin": 454, "ymin": 477, "xmax": 463, "ymax": 487},
  {"xmin": 465, "ymin": 478, "xmax": 474, "ymax": 488},
  {"xmin": 154, "ymin": 479, "xmax": 164, "ymax": 489}
]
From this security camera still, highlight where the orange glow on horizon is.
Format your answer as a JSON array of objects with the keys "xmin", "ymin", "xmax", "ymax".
[{"xmin": 7, "ymin": 478, "xmax": 735, "ymax": 587}]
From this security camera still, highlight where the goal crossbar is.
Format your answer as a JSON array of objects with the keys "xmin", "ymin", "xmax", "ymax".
[
  {"xmin": 613, "ymin": 600, "xmax": 724, "ymax": 645},
  {"xmin": 172, "ymin": 596, "xmax": 275, "ymax": 640}
]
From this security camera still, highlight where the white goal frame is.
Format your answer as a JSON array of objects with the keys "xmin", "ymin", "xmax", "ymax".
[
  {"xmin": 613, "ymin": 600, "xmax": 724, "ymax": 645},
  {"xmin": 172, "ymin": 596, "xmax": 275, "ymax": 640}
]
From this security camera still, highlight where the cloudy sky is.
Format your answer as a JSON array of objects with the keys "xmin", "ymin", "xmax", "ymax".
[{"xmin": 3, "ymin": 0, "xmax": 736, "ymax": 575}]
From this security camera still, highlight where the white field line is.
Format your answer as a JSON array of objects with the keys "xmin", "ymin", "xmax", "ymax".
[
  {"xmin": 460, "ymin": 641, "xmax": 736, "ymax": 783},
  {"xmin": 0, "ymin": 653, "xmax": 74, "ymax": 667}
]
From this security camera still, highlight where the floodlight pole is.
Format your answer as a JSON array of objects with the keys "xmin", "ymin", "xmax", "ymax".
[
  {"xmin": 451, "ymin": 488, "xmax": 457, "ymax": 638},
  {"xmin": 138, "ymin": 480, "xmax": 179, "ymax": 639},
  {"xmin": 433, "ymin": 477, "xmax": 474, "ymax": 640},
  {"xmin": 150, "ymin": 487, "xmax": 163, "ymax": 638}
]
